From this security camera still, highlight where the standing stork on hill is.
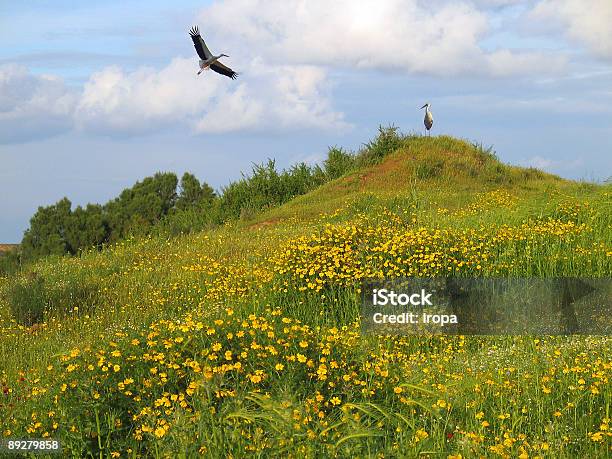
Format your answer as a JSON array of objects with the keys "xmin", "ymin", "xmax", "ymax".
[
  {"xmin": 189, "ymin": 26, "xmax": 238, "ymax": 80},
  {"xmin": 421, "ymin": 103, "xmax": 433, "ymax": 136}
]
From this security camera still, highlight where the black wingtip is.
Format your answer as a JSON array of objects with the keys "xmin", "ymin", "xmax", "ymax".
[{"xmin": 189, "ymin": 25, "xmax": 199, "ymax": 37}]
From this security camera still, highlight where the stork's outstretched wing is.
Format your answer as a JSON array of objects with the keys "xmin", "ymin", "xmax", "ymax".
[
  {"xmin": 210, "ymin": 61, "xmax": 238, "ymax": 80},
  {"xmin": 189, "ymin": 26, "xmax": 212, "ymax": 60}
]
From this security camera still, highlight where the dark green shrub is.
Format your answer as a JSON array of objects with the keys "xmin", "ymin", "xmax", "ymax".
[
  {"xmin": 283, "ymin": 162, "xmax": 326, "ymax": 197},
  {"xmin": 0, "ymin": 249, "xmax": 21, "ymax": 276},
  {"xmin": 239, "ymin": 206, "xmax": 257, "ymax": 221},
  {"xmin": 486, "ymin": 163, "xmax": 513, "ymax": 184},
  {"xmin": 218, "ymin": 160, "xmax": 327, "ymax": 220},
  {"xmin": 324, "ymin": 147, "xmax": 355, "ymax": 179},
  {"xmin": 5, "ymin": 270, "xmax": 102, "ymax": 326},
  {"xmin": 522, "ymin": 168, "xmax": 546, "ymax": 181},
  {"xmin": 6, "ymin": 272, "xmax": 47, "ymax": 326},
  {"xmin": 472, "ymin": 142, "xmax": 498, "ymax": 163},
  {"xmin": 357, "ymin": 125, "xmax": 404, "ymax": 166}
]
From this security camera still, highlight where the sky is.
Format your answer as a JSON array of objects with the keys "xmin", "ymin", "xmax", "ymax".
[{"xmin": 1, "ymin": 0, "xmax": 611, "ymax": 243}]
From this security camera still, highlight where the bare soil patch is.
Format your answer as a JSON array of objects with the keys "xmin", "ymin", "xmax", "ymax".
[
  {"xmin": 248, "ymin": 218, "xmax": 281, "ymax": 230},
  {"xmin": 0, "ymin": 244, "xmax": 18, "ymax": 255}
]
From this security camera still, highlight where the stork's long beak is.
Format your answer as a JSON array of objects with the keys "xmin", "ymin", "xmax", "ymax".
[{"xmin": 420, "ymin": 104, "xmax": 427, "ymax": 109}]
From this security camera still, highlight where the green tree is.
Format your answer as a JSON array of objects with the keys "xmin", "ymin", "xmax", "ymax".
[
  {"xmin": 105, "ymin": 172, "xmax": 178, "ymax": 241},
  {"xmin": 176, "ymin": 173, "xmax": 216, "ymax": 210},
  {"xmin": 21, "ymin": 198, "xmax": 73, "ymax": 259},
  {"xmin": 65, "ymin": 204, "xmax": 109, "ymax": 253}
]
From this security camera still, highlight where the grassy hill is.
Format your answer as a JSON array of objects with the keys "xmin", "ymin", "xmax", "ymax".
[{"xmin": 1, "ymin": 135, "xmax": 610, "ymax": 457}]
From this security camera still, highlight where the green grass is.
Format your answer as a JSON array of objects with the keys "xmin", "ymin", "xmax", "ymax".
[{"xmin": 0, "ymin": 135, "xmax": 610, "ymax": 458}]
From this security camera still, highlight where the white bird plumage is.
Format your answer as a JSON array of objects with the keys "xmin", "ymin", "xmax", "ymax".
[{"xmin": 421, "ymin": 103, "xmax": 433, "ymax": 136}]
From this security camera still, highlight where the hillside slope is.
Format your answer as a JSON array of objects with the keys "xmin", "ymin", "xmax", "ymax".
[
  {"xmin": 1, "ymin": 136, "xmax": 610, "ymax": 457},
  {"xmin": 246, "ymin": 136, "xmax": 581, "ymax": 229}
]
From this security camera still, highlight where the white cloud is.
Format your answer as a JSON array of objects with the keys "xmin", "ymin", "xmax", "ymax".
[
  {"xmin": 0, "ymin": 64, "xmax": 77, "ymax": 143},
  {"xmin": 469, "ymin": 0, "xmax": 525, "ymax": 7},
  {"xmin": 485, "ymin": 49, "xmax": 564, "ymax": 77},
  {"xmin": 521, "ymin": 155, "xmax": 553, "ymax": 169},
  {"xmin": 530, "ymin": 0, "xmax": 612, "ymax": 59},
  {"xmin": 519, "ymin": 155, "xmax": 583, "ymax": 171},
  {"xmin": 440, "ymin": 92, "xmax": 612, "ymax": 115},
  {"xmin": 254, "ymin": 63, "xmax": 349, "ymax": 131},
  {"xmin": 194, "ymin": 83, "xmax": 264, "ymax": 133},
  {"xmin": 200, "ymin": 0, "xmax": 562, "ymax": 77},
  {"xmin": 75, "ymin": 58, "xmax": 221, "ymax": 135},
  {"xmin": 194, "ymin": 62, "xmax": 348, "ymax": 133},
  {"xmin": 1, "ymin": 57, "xmax": 348, "ymax": 143},
  {"xmin": 76, "ymin": 57, "xmax": 348, "ymax": 135}
]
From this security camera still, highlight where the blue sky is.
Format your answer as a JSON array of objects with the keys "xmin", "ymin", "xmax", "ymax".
[{"xmin": 1, "ymin": 0, "xmax": 611, "ymax": 242}]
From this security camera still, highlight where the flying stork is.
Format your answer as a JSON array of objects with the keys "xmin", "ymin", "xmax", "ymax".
[
  {"xmin": 189, "ymin": 26, "xmax": 238, "ymax": 80},
  {"xmin": 421, "ymin": 103, "xmax": 433, "ymax": 136}
]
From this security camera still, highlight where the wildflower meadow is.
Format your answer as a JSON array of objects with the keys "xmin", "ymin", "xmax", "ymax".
[{"xmin": 1, "ymin": 136, "xmax": 610, "ymax": 457}]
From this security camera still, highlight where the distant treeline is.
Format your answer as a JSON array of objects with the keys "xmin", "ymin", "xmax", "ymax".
[
  {"xmin": 20, "ymin": 172, "xmax": 216, "ymax": 259},
  {"xmin": 0, "ymin": 126, "xmax": 405, "ymax": 274}
]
